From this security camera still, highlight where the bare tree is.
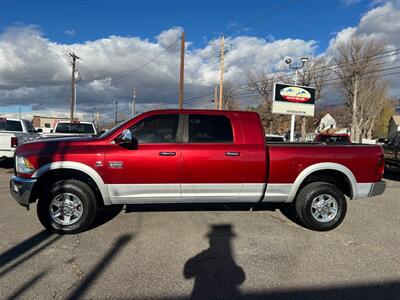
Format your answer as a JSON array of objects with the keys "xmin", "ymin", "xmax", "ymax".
[
  {"xmin": 333, "ymin": 37, "xmax": 387, "ymax": 142},
  {"xmin": 247, "ymin": 71, "xmax": 281, "ymax": 133},
  {"xmin": 222, "ymin": 83, "xmax": 240, "ymax": 110},
  {"xmin": 296, "ymin": 57, "xmax": 329, "ymax": 140}
]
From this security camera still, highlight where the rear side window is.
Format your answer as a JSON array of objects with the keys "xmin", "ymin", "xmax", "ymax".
[
  {"xmin": 0, "ymin": 120, "xmax": 23, "ymax": 132},
  {"xmin": 189, "ymin": 115, "xmax": 233, "ymax": 143}
]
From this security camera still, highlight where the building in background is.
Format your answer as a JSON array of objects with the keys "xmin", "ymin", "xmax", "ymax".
[
  {"xmin": 317, "ymin": 113, "xmax": 336, "ymax": 132},
  {"xmin": 395, "ymin": 98, "xmax": 400, "ymax": 114},
  {"xmin": 388, "ymin": 115, "xmax": 400, "ymax": 137},
  {"xmin": 32, "ymin": 115, "xmax": 78, "ymax": 133}
]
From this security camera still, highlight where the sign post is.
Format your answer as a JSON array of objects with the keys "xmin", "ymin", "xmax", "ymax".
[{"xmin": 272, "ymin": 83, "xmax": 316, "ymax": 142}]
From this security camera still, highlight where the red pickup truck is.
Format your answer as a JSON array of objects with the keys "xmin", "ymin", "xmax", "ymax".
[{"xmin": 10, "ymin": 109, "xmax": 386, "ymax": 233}]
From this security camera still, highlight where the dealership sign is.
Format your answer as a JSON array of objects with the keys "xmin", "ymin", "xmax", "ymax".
[{"xmin": 272, "ymin": 83, "xmax": 316, "ymax": 117}]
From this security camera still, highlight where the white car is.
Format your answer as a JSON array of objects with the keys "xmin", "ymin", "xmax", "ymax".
[
  {"xmin": 41, "ymin": 121, "xmax": 97, "ymax": 138},
  {"xmin": 0, "ymin": 118, "xmax": 39, "ymax": 162}
]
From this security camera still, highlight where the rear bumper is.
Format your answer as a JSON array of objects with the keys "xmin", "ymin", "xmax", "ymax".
[
  {"xmin": 0, "ymin": 149, "xmax": 15, "ymax": 160},
  {"xmin": 10, "ymin": 176, "xmax": 37, "ymax": 208},
  {"xmin": 368, "ymin": 181, "xmax": 386, "ymax": 197}
]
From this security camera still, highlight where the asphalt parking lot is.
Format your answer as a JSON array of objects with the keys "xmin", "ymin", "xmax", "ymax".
[{"xmin": 0, "ymin": 166, "xmax": 399, "ymax": 300}]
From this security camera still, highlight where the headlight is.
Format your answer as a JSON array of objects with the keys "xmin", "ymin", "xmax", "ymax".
[{"xmin": 16, "ymin": 156, "xmax": 36, "ymax": 175}]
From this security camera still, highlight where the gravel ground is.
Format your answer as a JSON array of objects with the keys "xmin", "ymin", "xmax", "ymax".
[{"xmin": 0, "ymin": 166, "xmax": 399, "ymax": 299}]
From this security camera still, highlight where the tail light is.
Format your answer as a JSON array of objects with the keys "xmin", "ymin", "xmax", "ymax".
[
  {"xmin": 376, "ymin": 153, "xmax": 385, "ymax": 176},
  {"xmin": 11, "ymin": 137, "xmax": 18, "ymax": 148}
]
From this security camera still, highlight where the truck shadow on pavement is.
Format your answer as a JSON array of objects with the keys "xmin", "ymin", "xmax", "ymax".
[
  {"xmin": 124, "ymin": 202, "xmax": 302, "ymax": 228},
  {"xmin": 125, "ymin": 202, "xmax": 277, "ymax": 213}
]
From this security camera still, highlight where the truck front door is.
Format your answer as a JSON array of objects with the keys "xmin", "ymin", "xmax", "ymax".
[{"xmin": 105, "ymin": 113, "xmax": 182, "ymax": 203}]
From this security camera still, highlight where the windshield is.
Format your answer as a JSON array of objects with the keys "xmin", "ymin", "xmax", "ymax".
[
  {"xmin": 55, "ymin": 123, "xmax": 95, "ymax": 134},
  {"xmin": 0, "ymin": 120, "xmax": 23, "ymax": 132}
]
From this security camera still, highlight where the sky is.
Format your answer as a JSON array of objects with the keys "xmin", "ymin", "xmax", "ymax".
[{"xmin": 0, "ymin": 0, "xmax": 399, "ymax": 121}]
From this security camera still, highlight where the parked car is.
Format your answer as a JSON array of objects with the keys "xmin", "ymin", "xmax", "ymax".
[
  {"xmin": 10, "ymin": 109, "xmax": 385, "ymax": 233},
  {"xmin": 0, "ymin": 118, "xmax": 39, "ymax": 163},
  {"xmin": 265, "ymin": 134, "xmax": 285, "ymax": 142},
  {"xmin": 379, "ymin": 131, "xmax": 400, "ymax": 168},
  {"xmin": 41, "ymin": 121, "xmax": 97, "ymax": 138},
  {"xmin": 314, "ymin": 133, "xmax": 351, "ymax": 144}
]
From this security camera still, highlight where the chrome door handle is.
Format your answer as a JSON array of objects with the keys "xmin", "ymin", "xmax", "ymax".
[
  {"xmin": 159, "ymin": 151, "xmax": 176, "ymax": 156},
  {"xmin": 225, "ymin": 152, "xmax": 240, "ymax": 156}
]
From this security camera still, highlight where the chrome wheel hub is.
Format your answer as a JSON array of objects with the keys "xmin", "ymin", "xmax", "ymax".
[
  {"xmin": 311, "ymin": 194, "xmax": 338, "ymax": 223},
  {"xmin": 49, "ymin": 193, "xmax": 83, "ymax": 226}
]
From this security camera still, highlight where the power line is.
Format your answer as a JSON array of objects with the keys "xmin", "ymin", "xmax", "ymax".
[
  {"xmin": 228, "ymin": 0, "xmax": 302, "ymax": 36},
  {"xmin": 111, "ymin": 38, "xmax": 179, "ymax": 83}
]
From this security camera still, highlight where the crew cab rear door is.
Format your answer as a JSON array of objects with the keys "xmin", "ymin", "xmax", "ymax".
[
  {"xmin": 180, "ymin": 113, "xmax": 246, "ymax": 201},
  {"xmin": 105, "ymin": 113, "xmax": 182, "ymax": 203}
]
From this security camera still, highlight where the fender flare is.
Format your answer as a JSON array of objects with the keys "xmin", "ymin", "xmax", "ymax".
[
  {"xmin": 287, "ymin": 162, "xmax": 358, "ymax": 202},
  {"xmin": 32, "ymin": 161, "xmax": 111, "ymax": 205}
]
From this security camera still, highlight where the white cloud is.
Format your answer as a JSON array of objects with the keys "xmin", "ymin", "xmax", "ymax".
[
  {"xmin": 0, "ymin": 25, "xmax": 317, "ymax": 120},
  {"xmin": 65, "ymin": 29, "xmax": 76, "ymax": 37}
]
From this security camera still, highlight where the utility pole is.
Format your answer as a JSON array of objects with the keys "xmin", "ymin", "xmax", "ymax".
[
  {"xmin": 218, "ymin": 35, "xmax": 225, "ymax": 110},
  {"xmin": 69, "ymin": 52, "xmax": 80, "ymax": 121},
  {"xmin": 178, "ymin": 31, "xmax": 185, "ymax": 109},
  {"xmin": 97, "ymin": 109, "xmax": 101, "ymax": 132},
  {"xmin": 214, "ymin": 85, "xmax": 218, "ymax": 110},
  {"xmin": 19, "ymin": 105, "xmax": 22, "ymax": 120},
  {"xmin": 133, "ymin": 88, "xmax": 136, "ymax": 117},
  {"xmin": 114, "ymin": 100, "xmax": 118, "ymax": 126}
]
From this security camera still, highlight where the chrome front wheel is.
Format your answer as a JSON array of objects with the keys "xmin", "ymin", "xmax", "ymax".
[{"xmin": 49, "ymin": 193, "xmax": 83, "ymax": 226}]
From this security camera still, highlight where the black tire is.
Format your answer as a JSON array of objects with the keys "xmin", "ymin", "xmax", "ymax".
[
  {"xmin": 295, "ymin": 182, "xmax": 347, "ymax": 231},
  {"xmin": 37, "ymin": 179, "xmax": 98, "ymax": 234}
]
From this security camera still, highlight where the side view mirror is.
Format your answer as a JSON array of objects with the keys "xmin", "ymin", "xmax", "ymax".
[
  {"xmin": 116, "ymin": 129, "xmax": 138, "ymax": 149},
  {"xmin": 50, "ymin": 129, "xmax": 54, "ymax": 133}
]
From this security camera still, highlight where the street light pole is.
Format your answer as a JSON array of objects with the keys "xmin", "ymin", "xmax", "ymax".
[{"xmin": 285, "ymin": 57, "xmax": 308, "ymax": 142}]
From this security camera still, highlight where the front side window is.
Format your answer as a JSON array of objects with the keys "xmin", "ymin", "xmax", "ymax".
[
  {"xmin": 189, "ymin": 115, "xmax": 233, "ymax": 143},
  {"xmin": 129, "ymin": 114, "xmax": 179, "ymax": 143}
]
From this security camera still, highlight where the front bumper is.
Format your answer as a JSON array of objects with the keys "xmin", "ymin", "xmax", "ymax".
[
  {"xmin": 368, "ymin": 181, "xmax": 386, "ymax": 197},
  {"xmin": 10, "ymin": 176, "xmax": 37, "ymax": 208}
]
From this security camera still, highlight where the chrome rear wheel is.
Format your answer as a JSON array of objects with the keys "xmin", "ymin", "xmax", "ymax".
[{"xmin": 310, "ymin": 194, "xmax": 338, "ymax": 223}]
